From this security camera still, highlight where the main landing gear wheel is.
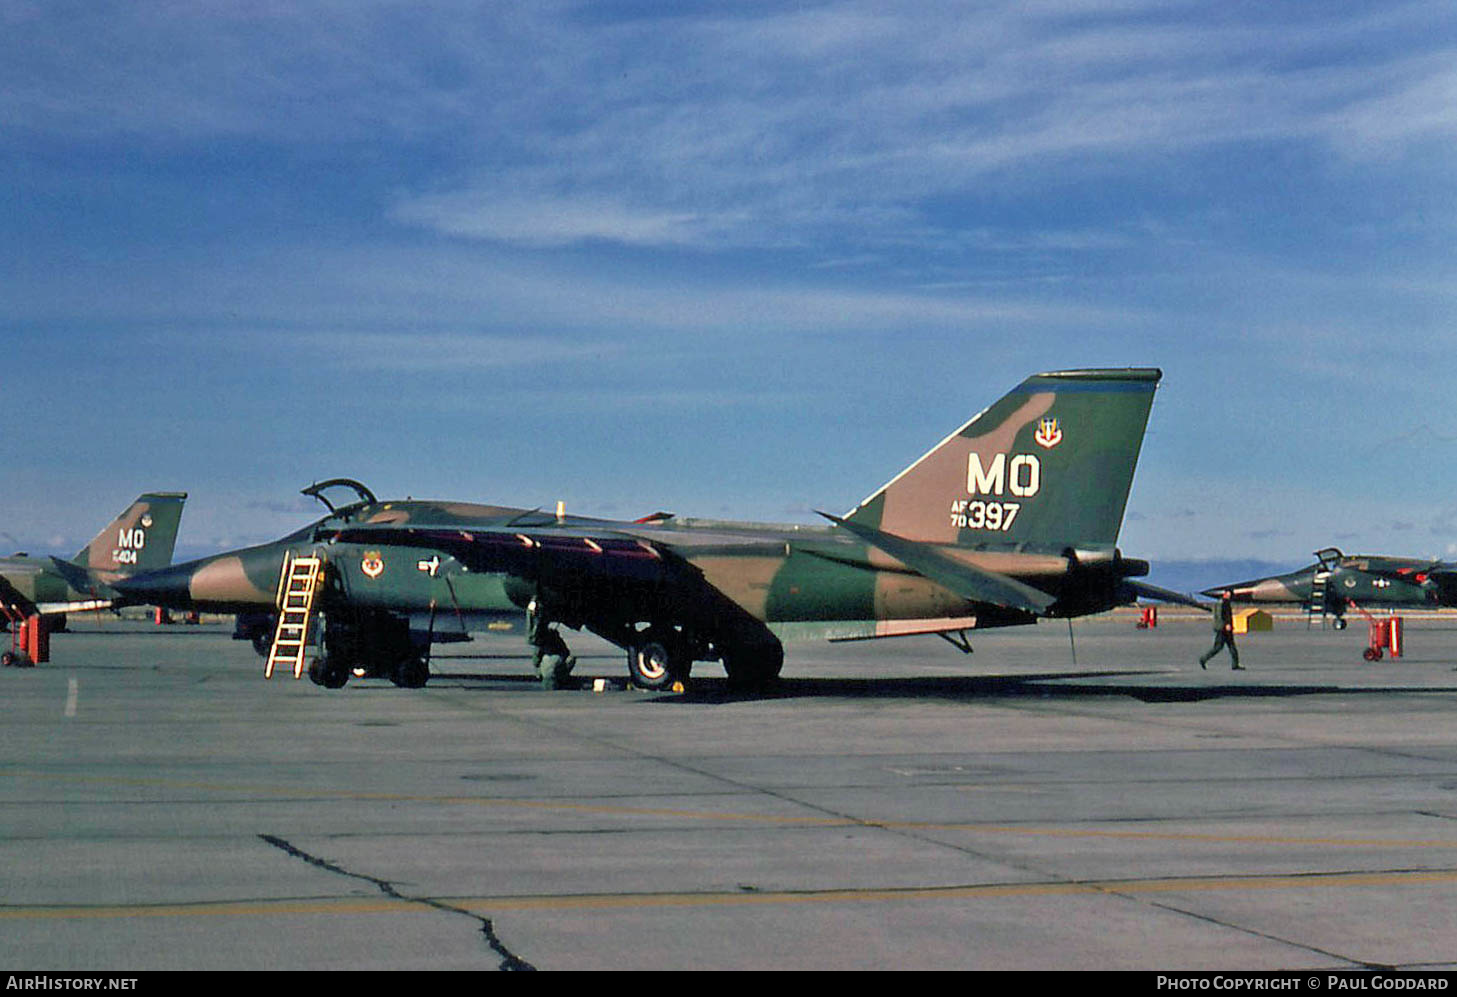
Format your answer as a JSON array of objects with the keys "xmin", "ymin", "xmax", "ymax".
[
  {"xmin": 391, "ymin": 653, "xmax": 429, "ymax": 688},
  {"xmin": 308, "ymin": 654, "xmax": 349, "ymax": 689},
  {"xmin": 722, "ymin": 641, "xmax": 784, "ymax": 691},
  {"xmin": 1333, "ymin": 617, "xmax": 1348, "ymax": 631},
  {"xmin": 628, "ymin": 631, "xmax": 689, "ymax": 691},
  {"xmin": 1363, "ymin": 647, "xmax": 1382, "ymax": 662}
]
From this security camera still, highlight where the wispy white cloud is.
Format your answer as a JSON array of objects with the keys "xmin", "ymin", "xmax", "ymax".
[
  {"xmin": 2, "ymin": 239, "xmax": 1138, "ymax": 336},
  {"xmin": 1329, "ymin": 58, "xmax": 1457, "ymax": 154},
  {"xmin": 288, "ymin": 331, "xmax": 622, "ymax": 371},
  {"xmin": 390, "ymin": 193, "xmax": 716, "ymax": 249},
  {"xmin": 7, "ymin": 2, "xmax": 1456, "ymax": 256},
  {"xmin": 382, "ymin": 4, "xmax": 1457, "ymax": 251}
]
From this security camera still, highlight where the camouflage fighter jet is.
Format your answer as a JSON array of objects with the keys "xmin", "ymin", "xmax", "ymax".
[
  {"xmin": 0, "ymin": 492, "xmax": 189, "ymax": 630},
  {"xmin": 118, "ymin": 368, "xmax": 1188, "ymax": 690},
  {"xmin": 1204, "ymin": 547, "xmax": 1457, "ymax": 629}
]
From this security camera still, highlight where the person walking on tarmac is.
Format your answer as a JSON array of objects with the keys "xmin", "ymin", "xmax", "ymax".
[{"xmin": 1200, "ymin": 590, "xmax": 1243, "ymax": 670}]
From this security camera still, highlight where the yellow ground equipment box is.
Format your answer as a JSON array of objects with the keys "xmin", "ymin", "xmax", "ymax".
[{"xmin": 1234, "ymin": 609, "xmax": 1273, "ymax": 634}]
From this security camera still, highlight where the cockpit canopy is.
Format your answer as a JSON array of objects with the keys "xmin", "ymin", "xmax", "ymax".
[{"xmin": 302, "ymin": 479, "xmax": 377, "ymax": 514}]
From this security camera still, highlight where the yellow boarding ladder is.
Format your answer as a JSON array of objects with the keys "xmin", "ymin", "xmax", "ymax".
[
  {"xmin": 265, "ymin": 553, "xmax": 324, "ymax": 679},
  {"xmin": 1307, "ymin": 569, "xmax": 1330, "ymax": 630}
]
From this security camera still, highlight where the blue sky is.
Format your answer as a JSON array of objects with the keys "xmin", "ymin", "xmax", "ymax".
[{"xmin": 5, "ymin": 1, "xmax": 1457, "ymax": 580}]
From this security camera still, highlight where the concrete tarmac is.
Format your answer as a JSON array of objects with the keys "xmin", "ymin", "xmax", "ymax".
[{"xmin": 4, "ymin": 612, "xmax": 1457, "ymax": 971}]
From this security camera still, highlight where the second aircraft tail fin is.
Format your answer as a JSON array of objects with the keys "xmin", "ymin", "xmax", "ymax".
[{"xmin": 71, "ymin": 492, "xmax": 188, "ymax": 575}]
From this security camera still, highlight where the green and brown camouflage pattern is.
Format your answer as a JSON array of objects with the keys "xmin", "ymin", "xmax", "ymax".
[
  {"xmin": 0, "ymin": 492, "xmax": 187, "ymax": 616},
  {"xmin": 1206, "ymin": 547, "xmax": 1457, "ymax": 618},
  {"xmin": 847, "ymin": 368, "xmax": 1160, "ymax": 550},
  {"xmin": 117, "ymin": 369, "xmax": 1167, "ymax": 680}
]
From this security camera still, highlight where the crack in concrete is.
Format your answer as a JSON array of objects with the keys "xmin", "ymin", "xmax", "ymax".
[
  {"xmin": 1100, "ymin": 887, "xmax": 1377, "ymax": 969},
  {"xmin": 259, "ymin": 833, "xmax": 534, "ymax": 971},
  {"xmin": 475, "ymin": 706, "xmax": 1396, "ymax": 968}
]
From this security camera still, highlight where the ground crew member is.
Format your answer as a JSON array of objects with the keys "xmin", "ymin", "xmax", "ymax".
[
  {"xmin": 527, "ymin": 597, "xmax": 576, "ymax": 689},
  {"xmin": 1199, "ymin": 590, "xmax": 1243, "ymax": 670}
]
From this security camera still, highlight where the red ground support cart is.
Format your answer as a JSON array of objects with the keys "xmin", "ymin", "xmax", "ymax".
[
  {"xmin": 2, "ymin": 604, "xmax": 46, "ymax": 667},
  {"xmin": 1348, "ymin": 601, "xmax": 1403, "ymax": 661}
]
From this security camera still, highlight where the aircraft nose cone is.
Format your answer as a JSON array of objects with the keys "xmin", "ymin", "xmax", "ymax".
[{"xmin": 1200, "ymin": 584, "xmax": 1256, "ymax": 601}]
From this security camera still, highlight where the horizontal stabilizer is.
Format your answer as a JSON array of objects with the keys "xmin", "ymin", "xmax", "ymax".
[
  {"xmin": 827, "ymin": 617, "xmax": 979, "ymax": 642},
  {"xmin": 817, "ymin": 511, "xmax": 1055, "ymax": 615},
  {"xmin": 46, "ymin": 556, "xmax": 95, "ymax": 594},
  {"xmin": 1125, "ymin": 580, "xmax": 1208, "ymax": 610}
]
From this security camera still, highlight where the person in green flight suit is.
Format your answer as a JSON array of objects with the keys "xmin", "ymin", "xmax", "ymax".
[{"xmin": 1200, "ymin": 590, "xmax": 1244, "ymax": 670}]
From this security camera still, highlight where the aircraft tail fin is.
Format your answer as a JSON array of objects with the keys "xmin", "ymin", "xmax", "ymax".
[
  {"xmin": 71, "ymin": 492, "xmax": 188, "ymax": 575},
  {"xmin": 845, "ymin": 369, "xmax": 1160, "ymax": 549}
]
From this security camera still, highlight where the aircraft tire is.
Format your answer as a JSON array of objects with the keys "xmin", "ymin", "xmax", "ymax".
[
  {"xmin": 308, "ymin": 654, "xmax": 350, "ymax": 689},
  {"xmin": 629, "ymin": 633, "xmax": 685, "ymax": 691},
  {"xmin": 251, "ymin": 633, "xmax": 272, "ymax": 657},
  {"xmin": 722, "ymin": 640, "xmax": 784, "ymax": 691},
  {"xmin": 1362, "ymin": 647, "xmax": 1381, "ymax": 662},
  {"xmin": 391, "ymin": 653, "xmax": 429, "ymax": 689},
  {"xmin": 1334, "ymin": 618, "xmax": 1348, "ymax": 631}
]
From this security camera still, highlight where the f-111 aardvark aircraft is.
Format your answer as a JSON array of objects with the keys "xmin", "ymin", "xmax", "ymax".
[
  {"xmin": 1206, "ymin": 547, "xmax": 1457, "ymax": 629},
  {"xmin": 118, "ymin": 368, "xmax": 1188, "ymax": 690},
  {"xmin": 2, "ymin": 492, "xmax": 187, "ymax": 630}
]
